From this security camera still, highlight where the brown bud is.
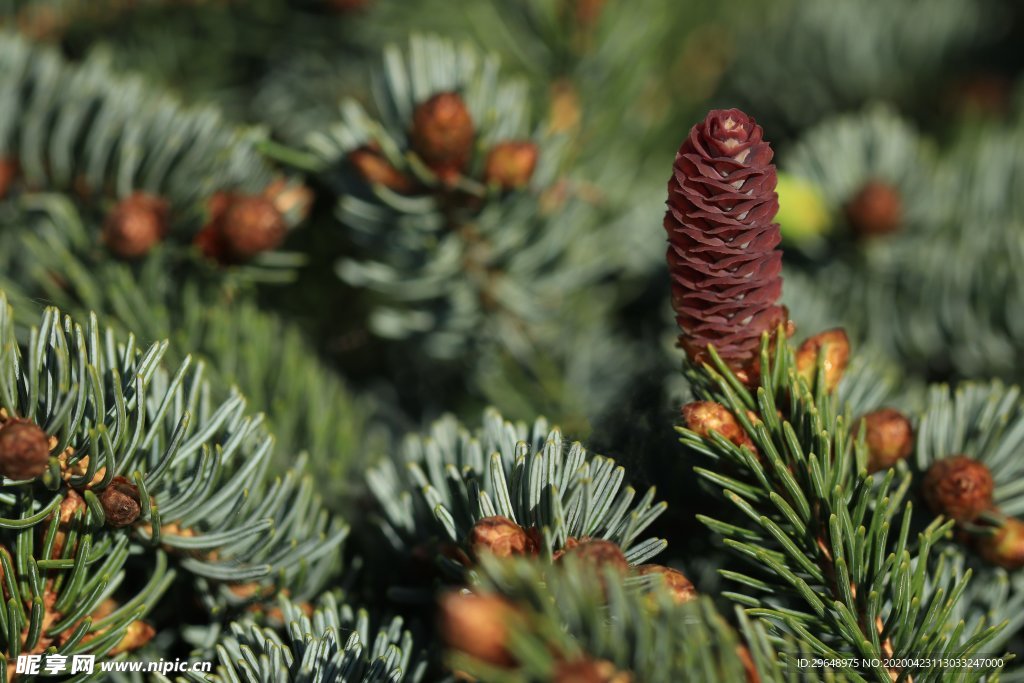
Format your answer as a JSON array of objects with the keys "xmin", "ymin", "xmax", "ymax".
[
  {"xmin": 795, "ymin": 328, "xmax": 850, "ymax": 393},
  {"xmin": 552, "ymin": 658, "xmax": 633, "ymax": 683},
  {"xmin": 197, "ymin": 193, "xmax": 287, "ymax": 264},
  {"xmin": 634, "ymin": 564, "xmax": 697, "ymax": 604},
  {"xmin": 439, "ymin": 592, "xmax": 518, "ymax": 667},
  {"xmin": 103, "ymin": 192, "xmax": 169, "ymax": 259},
  {"xmin": 99, "ymin": 475, "xmax": 142, "ymax": 528},
  {"xmin": 220, "ymin": 195, "xmax": 287, "ymax": 260},
  {"xmin": 844, "ymin": 180, "xmax": 903, "ymax": 237},
  {"xmin": 856, "ymin": 408, "xmax": 914, "ymax": 473},
  {"xmin": 410, "ymin": 92, "xmax": 475, "ymax": 181},
  {"xmin": 976, "ymin": 518, "xmax": 1024, "ymax": 569},
  {"xmin": 348, "ymin": 146, "xmax": 414, "ymax": 192},
  {"xmin": 263, "ymin": 178, "xmax": 314, "ymax": 223},
  {"xmin": 108, "ymin": 620, "xmax": 156, "ymax": 656},
  {"xmin": 469, "ymin": 516, "xmax": 534, "ymax": 559},
  {"xmin": 50, "ymin": 489, "xmax": 86, "ymax": 558},
  {"xmin": 0, "ymin": 157, "xmax": 17, "ymax": 199},
  {"xmin": 921, "ymin": 455, "xmax": 994, "ymax": 523},
  {"xmin": 682, "ymin": 401, "xmax": 756, "ymax": 452},
  {"xmin": 555, "ymin": 539, "xmax": 628, "ymax": 574},
  {"xmin": 0, "ymin": 418, "xmax": 51, "ymax": 480},
  {"xmin": 484, "ymin": 142, "xmax": 538, "ymax": 190}
]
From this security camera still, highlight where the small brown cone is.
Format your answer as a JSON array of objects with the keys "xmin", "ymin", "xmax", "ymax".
[
  {"xmin": 681, "ymin": 401, "xmax": 756, "ymax": 452},
  {"xmin": 348, "ymin": 146, "xmax": 415, "ymax": 193},
  {"xmin": 50, "ymin": 489, "xmax": 86, "ymax": 558},
  {"xmin": 220, "ymin": 195, "xmax": 287, "ymax": 260},
  {"xmin": 976, "ymin": 518, "xmax": 1024, "ymax": 569},
  {"xmin": 857, "ymin": 408, "xmax": 914, "ymax": 473},
  {"xmin": 552, "ymin": 657, "xmax": 633, "ymax": 683},
  {"xmin": 0, "ymin": 418, "xmax": 51, "ymax": 480},
  {"xmin": 103, "ymin": 192, "xmax": 169, "ymax": 259},
  {"xmin": 555, "ymin": 539, "xmax": 628, "ymax": 574},
  {"xmin": 469, "ymin": 516, "xmax": 534, "ymax": 559},
  {"xmin": 196, "ymin": 193, "xmax": 287, "ymax": 264},
  {"xmin": 410, "ymin": 92, "xmax": 475, "ymax": 182},
  {"xmin": 634, "ymin": 564, "xmax": 697, "ymax": 604},
  {"xmin": 484, "ymin": 142, "xmax": 538, "ymax": 190},
  {"xmin": 0, "ymin": 158, "xmax": 17, "ymax": 199},
  {"xmin": 108, "ymin": 620, "xmax": 156, "ymax": 656},
  {"xmin": 263, "ymin": 178, "xmax": 314, "ymax": 223},
  {"xmin": 921, "ymin": 455, "xmax": 994, "ymax": 523},
  {"xmin": 795, "ymin": 328, "xmax": 850, "ymax": 393},
  {"xmin": 439, "ymin": 592, "xmax": 517, "ymax": 667},
  {"xmin": 844, "ymin": 180, "xmax": 903, "ymax": 237},
  {"xmin": 99, "ymin": 475, "xmax": 142, "ymax": 528}
]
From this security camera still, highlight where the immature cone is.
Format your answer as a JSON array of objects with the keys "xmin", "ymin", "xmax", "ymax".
[
  {"xmin": 410, "ymin": 92, "xmax": 475, "ymax": 181},
  {"xmin": 348, "ymin": 146, "xmax": 414, "ymax": 192},
  {"xmin": 484, "ymin": 142, "xmax": 538, "ymax": 190},
  {"xmin": 552, "ymin": 658, "xmax": 632, "ymax": 683},
  {"xmin": 108, "ymin": 620, "xmax": 156, "ymax": 655},
  {"xmin": 99, "ymin": 475, "xmax": 142, "ymax": 528},
  {"xmin": 197, "ymin": 193, "xmax": 287, "ymax": 264},
  {"xmin": 681, "ymin": 401, "xmax": 756, "ymax": 452},
  {"xmin": 856, "ymin": 408, "xmax": 914, "ymax": 473},
  {"xmin": 976, "ymin": 518, "xmax": 1024, "ymax": 569},
  {"xmin": 795, "ymin": 329, "xmax": 850, "ymax": 393},
  {"xmin": 469, "ymin": 515, "xmax": 533, "ymax": 558},
  {"xmin": 922, "ymin": 455, "xmax": 994, "ymax": 523},
  {"xmin": 263, "ymin": 178, "xmax": 314, "ymax": 223},
  {"xmin": 50, "ymin": 490, "xmax": 86, "ymax": 558},
  {"xmin": 0, "ymin": 418, "xmax": 51, "ymax": 480},
  {"xmin": 844, "ymin": 180, "xmax": 903, "ymax": 237},
  {"xmin": 103, "ymin": 192, "xmax": 169, "ymax": 259},
  {"xmin": 439, "ymin": 592, "xmax": 517, "ymax": 667},
  {"xmin": 0, "ymin": 157, "xmax": 16, "ymax": 199},
  {"xmin": 555, "ymin": 539, "xmax": 629, "ymax": 574},
  {"xmin": 634, "ymin": 564, "xmax": 697, "ymax": 604},
  {"xmin": 665, "ymin": 109, "xmax": 787, "ymax": 374}
]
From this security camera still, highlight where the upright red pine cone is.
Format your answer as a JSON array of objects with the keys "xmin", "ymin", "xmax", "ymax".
[{"xmin": 665, "ymin": 109, "xmax": 786, "ymax": 374}]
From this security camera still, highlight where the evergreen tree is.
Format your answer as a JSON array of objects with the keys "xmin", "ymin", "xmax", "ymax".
[{"xmin": 0, "ymin": 1, "xmax": 1023, "ymax": 681}]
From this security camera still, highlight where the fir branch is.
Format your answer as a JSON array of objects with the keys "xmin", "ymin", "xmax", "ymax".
[
  {"xmin": 449, "ymin": 555, "xmax": 853, "ymax": 683},
  {"xmin": 0, "ymin": 32, "xmax": 307, "ymax": 278},
  {"xmin": 0, "ymin": 195, "xmax": 372, "ymax": 499},
  {"xmin": 366, "ymin": 408, "xmax": 667, "ymax": 580},
  {"xmin": 0, "ymin": 518, "xmax": 174, "ymax": 681},
  {"xmin": 306, "ymin": 33, "xmax": 618, "ymax": 362},
  {"xmin": 0, "ymin": 292, "xmax": 348, "ymax": 614},
  {"xmin": 679, "ymin": 336, "xmax": 1007, "ymax": 681},
  {"xmin": 183, "ymin": 592, "xmax": 425, "ymax": 683},
  {"xmin": 0, "ymin": 32, "xmax": 270, "ymax": 207}
]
